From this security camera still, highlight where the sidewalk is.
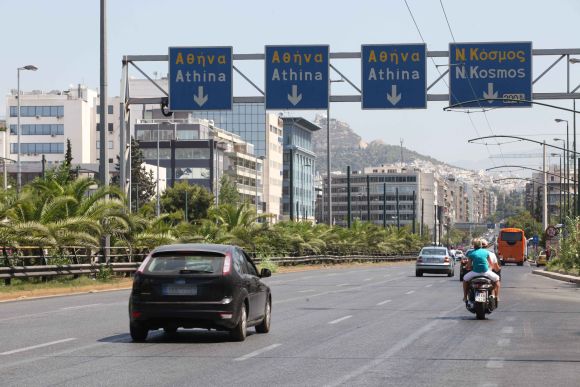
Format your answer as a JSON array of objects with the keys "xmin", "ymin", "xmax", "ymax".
[{"xmin": 532, "ymin": 269, "xmax": 580, "ymax": 284}]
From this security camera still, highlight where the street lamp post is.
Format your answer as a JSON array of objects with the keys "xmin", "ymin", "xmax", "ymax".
[
  {"xmin": 16, "ymin": 65, "xmax": 38, "ymax": 193},
  {"xmin": 554, "ymin": 136, "xmax": 568, "ymax": 217},
  {"xmin": 327, "ymin": 78, "xmax": 344, "ymax": 226},
  {"xmin": 556, "ymin": 119, "xmax": 572, "ymax": 216},
  {"xmin": 551, "ymin": 153, "xmax": 563, "ymax": 224}
]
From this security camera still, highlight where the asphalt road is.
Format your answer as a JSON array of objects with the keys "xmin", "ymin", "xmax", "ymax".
[{"xmin": 1, "ymin": 262, "xmax": 579, "ymax": 387}]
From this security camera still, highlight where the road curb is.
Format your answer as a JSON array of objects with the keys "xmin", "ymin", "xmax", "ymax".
[{"xmin": 532, "ymin": 269, "xmax": 580, "ymax": 284}]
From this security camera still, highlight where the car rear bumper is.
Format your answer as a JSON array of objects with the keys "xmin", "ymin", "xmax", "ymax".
[
  {"xmin": 416, "ymin": 263, "xmax": 453, "ymax": 273},
  {"xmin": 129, "ymin": 299, "xmax": 241, "ymax": 330}
]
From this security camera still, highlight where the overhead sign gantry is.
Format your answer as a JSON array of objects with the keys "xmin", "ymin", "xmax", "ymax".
[
  {"xmin": 361, "ymin": 44, "xmax": 427, "ymax": 109},
  {"xmin": 265, "ymin": 45, "xmax": 329, "ymax": 110},
  {"xmin": 449, "ymin": 42, "xmax": 533, "ymax": 108},
  {"xmin": 168, "ymin": 46, "xmax": 233, "ymax": 111}
]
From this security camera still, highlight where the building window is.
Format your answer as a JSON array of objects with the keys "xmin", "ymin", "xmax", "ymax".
[
  {"xmin": 175, "ymin": 148, "xmax": 210, "ymax": 159},
  {"xmin": 108, "ymin": 123, "xmax": 114, "ymax": 132},
  {"xmin": 96, "ymin": 141, "xmax": 114, "ymax": 149},
  {"xmin": 10, "ymin": 106, "xmax": 64, "ymax": 117},
  {"xmin": 175, "ymin": 167, "xmax": 210, "ymax": 179},
  {"xmin": 141, "ymin": 148, "xmax": 171, "ymax": 160},
  {"xmin": 11, "ymin": 142, "xmax": 64, "ymax": 154},
  {"xmin": 109, "ymin": 158, "xmax": 114, "ymax": 164},
  {"xmin": 10, "ymin": 124, "xmax": 64, "ymax": 136},
  {"xmin": 108, "ymin": 105, "xmax": 114, "ymax": 114}
]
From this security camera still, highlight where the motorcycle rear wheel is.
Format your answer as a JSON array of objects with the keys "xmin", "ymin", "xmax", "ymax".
[{"xmin": 475, "ymin": 302, "xmax": 486, "ymax": 320}]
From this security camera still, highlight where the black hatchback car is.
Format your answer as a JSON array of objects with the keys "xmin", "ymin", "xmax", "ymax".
[{"xmin": 129, "ymin": 244, "xmax": 272, "ymax": 342}]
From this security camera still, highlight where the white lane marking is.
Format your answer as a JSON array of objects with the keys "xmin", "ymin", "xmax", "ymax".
[
  {"xmin": 234, "ymin": 343, "xmax": 281, "ymax": 361},
  {"xmin": 481, "ymin": 383, "xmax": 499, "ymax": 387},
  {"xmin": 328, "ymin": 315, "xmax": 352, "ymax": 325},
  {"xmin": 363, "ymin": 278, "xmax": 372, "ymax": 282},
  {"xmin": 297, "ymin": 289, "xmax": 315, "ymax": 293},
  {"xmin": 506, "ymin": 316, "xmax": 515, "ymax": 322},
  {"xmin": 60, "ymin": 303, "xmax": 102, "ymax": 311},
  {"xmin": 376, "ymin": 300, "xmax": 392, "ymax": 306},
  {"xmin": 405, "ymin": 290, "xmax": 415, "ymax": 295},
  {"xmin": 497, "ymin": 338, "xmax": 510, "ymax": 347},
  {"xmin": 486, "ymin": 357, "xmax": 505, "ymax": 368},
  {"xmin": 326, "ymin": 304, "xmax": 463, "ymax": 387},
  {"xmin": 0, "ymin": 338, "xmax": 76, "ymax": 356},
  {"xmin": 425, "ymin": 284, "xmax": 433, "ymax": 288},
  {"xmin": 336, "ymin": 283, "xmax": 350, "ymax": 287},
  {"xmin": 274, "ymin": 276, "xmax": 406, "ymax": 305},
  {"xmin": 501, "ymin": 326, "xmax": 514, "ymax": 334},
  {"xmin": 383, "ymin": 274, "xmax": 391, "ymax": 277}
]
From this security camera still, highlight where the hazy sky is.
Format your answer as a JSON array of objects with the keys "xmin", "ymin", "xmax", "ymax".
[{"xmin": 1, "ymin": 0, "xmax": 578, "ymax": 175}]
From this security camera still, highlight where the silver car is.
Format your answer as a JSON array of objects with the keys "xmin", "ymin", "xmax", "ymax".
[{"xmin": 415, "ymin": 246, "xmax": 455, "ymax": 277}]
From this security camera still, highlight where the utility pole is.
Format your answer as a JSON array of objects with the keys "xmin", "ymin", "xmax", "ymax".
[
  {"xmin": 400, "ymin": 138, "xmax": 404, "ymax": 167},
  {"xmin": 383, "ymin": 183, "xmax": 387, "ymax": 229},
  {"xmin": 396, "ymin": 187, "xmax": 400, "ymax": 230},
  {"xmin": 99, "ymin": 0, "xmax": 109, "ymax": 263},
  {"xmin": 543, "ymin": 141, "xmax": 548, "ymax": 230},
  {"xmin": 412, "ymin": 191, "xmax": 416, "ymax": 234},
  {"xmin": 347, "ymin": 166, "xmax": 351, "ymax": 228},
  {"xmin": 366, "ymin": 174, "xmax": 370, "ymax": 222}
]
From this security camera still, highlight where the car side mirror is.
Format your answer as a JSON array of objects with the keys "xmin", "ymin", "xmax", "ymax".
[{"xmin": 260, "ymin": 268, "xmax": 271, "ymax": 278}]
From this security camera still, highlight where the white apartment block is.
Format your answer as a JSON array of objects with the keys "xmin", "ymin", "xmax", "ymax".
[{"xmin": 3, "ymin": 85, "xmax": 120, "ymax": 184}]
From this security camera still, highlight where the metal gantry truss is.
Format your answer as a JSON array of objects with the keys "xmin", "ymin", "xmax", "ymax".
[{"xmin": 119, "ymin": 48, "xmax": 580, "ymax": 209}]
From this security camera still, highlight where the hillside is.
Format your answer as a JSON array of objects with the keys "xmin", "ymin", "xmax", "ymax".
[{"xmin": 311, "ymin": 114, "xmax": 445, "ymax": 173}]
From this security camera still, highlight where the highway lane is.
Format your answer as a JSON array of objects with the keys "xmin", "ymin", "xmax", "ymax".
[{"xmin": 0, "ymin": 262, "xmax": 578, "ymax": 386}]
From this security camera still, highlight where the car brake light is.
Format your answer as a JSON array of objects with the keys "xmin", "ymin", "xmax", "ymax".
[
  {"xmin": 444, "ymin": 256, "xmax": 450, "ymax": 262},
  {"xmin": 223, "ymin": 253, "xmax": 232, "ymax": 275},
  {"xmin": 131, "ymin": 311, "xmax": 142, "ymax": 318},
  {"xmin": 136, "ymin": 254, "xmax": 151, "ymax": 274}
]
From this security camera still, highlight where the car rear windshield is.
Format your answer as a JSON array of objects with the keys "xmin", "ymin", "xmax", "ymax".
[
  {"xmin": 501, "ymin": 232, "xmax": 522, "ymax": 243},
  {"xmin": 144, "ymin": 251, "xmax": 225, "ymax": 275},
  {"xmin": 420, "ymin": 248, "xmax": 447, "ymax": 255}
]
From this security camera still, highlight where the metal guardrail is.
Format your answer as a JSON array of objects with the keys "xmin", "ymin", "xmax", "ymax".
[
  {"xmin": 0, "ymin": 254, "xmax": 417, "ymax": 283},
  {"xmin": 0, "ymin": 263, "xmax": 140, "ymax": 281}
]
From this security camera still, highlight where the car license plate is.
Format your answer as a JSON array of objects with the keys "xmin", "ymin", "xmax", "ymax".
[
  {"xmin": 475, "ymin": 291, "xmax": 486, "ymax": 302},
  {"xmin": 163, "ymin": 284, "xmax": 197, "ymax": 296}
]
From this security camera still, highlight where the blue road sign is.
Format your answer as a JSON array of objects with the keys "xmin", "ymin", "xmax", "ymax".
[
  {"xmin": 449, "ymin": 42, "xmax": 532, "ymax": 108},
  {"xmin": 265, "ymin": 45, "xmax": 329, "ymax": 110},
  {"xmin": 168, "ymin": 46, "xmax": 233, "ymax": 111},
  {"xmin": 361, "ymin": 44, "xmax": 426, "ymax": 109},
  {"xmin": 532, "ymin": 235, "xmax": 539, "ymax": 245}
]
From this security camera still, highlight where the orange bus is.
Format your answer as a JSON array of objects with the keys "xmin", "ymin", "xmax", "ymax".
[{"xmin": 497, "ymin": 228, "xmax": 526, "ymax": 266}]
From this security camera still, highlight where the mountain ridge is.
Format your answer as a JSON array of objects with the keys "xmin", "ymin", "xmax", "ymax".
[{"xmin": 311, "ymin": 114, "xmax": 449, "ymax": 174}]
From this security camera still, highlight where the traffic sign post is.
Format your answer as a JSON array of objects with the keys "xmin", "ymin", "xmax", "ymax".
[
  {"xmin": 168, "ymin": 46, "xmax": 233, "ymax": 111},
  {"xmin": 361, "ymin": 44, "xmax": 426, "ymax": 109},
  {"xmin": 265, "ymin": 45, "xmax": 329, "ymax": 110},
  {"xmin": 449, "ymin": 42, "xmax": 532, "ymax": 108}
]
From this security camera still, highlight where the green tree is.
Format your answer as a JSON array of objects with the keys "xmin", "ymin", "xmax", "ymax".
[
  {"xmin": 112, "ymin": 137, "xmax": 155, "ymax": 211},
  {"xmin": 218, "ymin": 175, "xmax": 240, "ymax": 206},
  {"xmin": 505, "ymin": 210, "xmax": 542, "ymax": 239},
  {"xmin": 161, "ymin": 181, "xmax": 213, "ymax": 222}
]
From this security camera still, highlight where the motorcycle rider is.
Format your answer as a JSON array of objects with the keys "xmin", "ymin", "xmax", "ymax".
[
  {"xmin": 481, "ymin": 238, "xmax": 501, "ymax": 301},
  {"xmin": 462, "ymin": 238, "xmax": 500, "ymax": 304}
]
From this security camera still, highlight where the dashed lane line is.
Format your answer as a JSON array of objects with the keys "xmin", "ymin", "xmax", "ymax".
[
  {"xmin": 497, "ymin": 338, "xmax": 510, "ymax": 347},
  {"xmin": 405, "ymin": 290, "xmax": 415, "ymax": 295},
  {"xmin": 376, "ymin": 300, "xmax": 392, "ymax": 306},
  {"xmin": 328, "ymin": 315, "xmax": 352, "ymax": 325},
  {"xmin": 501, "ymin": 326, "xmax": 514, "ymax": 334},
  {"xmin": 234, "ymin": 344, "xmax": 282, "ymax": 361},
  {"xmin": 486, "ymin": 357, "xmax": 505, "ymax": 368},
  {"xmin": 0, "ymin": 338, "xmax": 76, "ymax": 356}
]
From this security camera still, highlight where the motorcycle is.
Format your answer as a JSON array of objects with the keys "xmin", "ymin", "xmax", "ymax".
[{"xmin": 466, "ymin": 276, "xmax": 497, "ymax": 320}]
